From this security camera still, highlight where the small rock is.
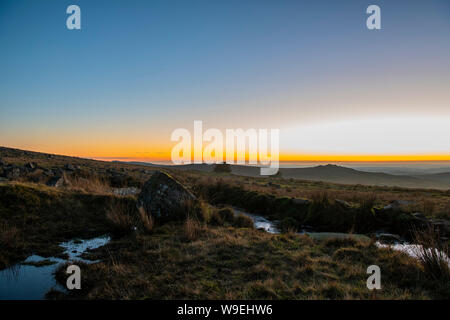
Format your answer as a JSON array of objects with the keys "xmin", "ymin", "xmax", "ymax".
[
  {"xmin": 383, "ymin": 200, "xmax": 415, "ymax": 211},
  {"xmin": 113, "ymin": 187, "xmax": 141, "ymax": 197},
  {"xmin": 292, "ymin": 198, "xmax": 310, "ymax": 205},
  {"xmin": 412, "ymin": 212, "xmax": 427, "ymax": 220},
  {"xmin": 47, "ymin": 175, "xmax": 68, "ymax": 188},
  {"xmin": 335, "ymin": 199, "xmax": 352, "ymax": 209},
  {"xmin": 25, "ymin": 162, "xmax": 37, "ymax": 170},
  {"xmin": 4, "ymin": 166, "xmax": 22, "ymax": 179},
  {"xmin": 374, "ymin": 233, "xmax": 404, "ymax": 244},
  {"xmin": 429, "ymin": 219, "xmax": 450, "ymax": 237},
  {"xmin": 64, "ymin": 163, "xmax": 75, "ymax": 171}
]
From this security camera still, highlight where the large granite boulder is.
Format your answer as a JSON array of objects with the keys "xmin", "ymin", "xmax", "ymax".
[{"xmin": 137, "ymin": 171, "xmax": 197, "ymax": 222}]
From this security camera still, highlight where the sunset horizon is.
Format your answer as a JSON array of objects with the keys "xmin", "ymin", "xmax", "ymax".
[{"xmin": 1, "ymin": 0, "xmax": 449, "ymax": 304}]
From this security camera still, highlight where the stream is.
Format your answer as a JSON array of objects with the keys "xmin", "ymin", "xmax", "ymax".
[
  {"xmin": 235, "ymin": 208, "xmax": 450, "ymax": 267},
  {"xmin": 0, "ymin": 236, "xmax": 110, "ymax": 300}
]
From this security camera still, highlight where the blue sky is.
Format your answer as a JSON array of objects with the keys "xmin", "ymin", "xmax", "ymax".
[{"xmin": 0, "ymin": 0, "xmax": 449, "ymax": 160}]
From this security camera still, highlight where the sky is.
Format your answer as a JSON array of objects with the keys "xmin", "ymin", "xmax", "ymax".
[{"xmin": 0, "ymin": 0, "xmax": 449, "ymax": 162}]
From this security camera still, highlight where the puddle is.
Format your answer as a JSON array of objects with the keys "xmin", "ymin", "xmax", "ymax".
[
  {"xmin": 0, "ymin": 236, "xmax": 110, "ymax": 300},
  {"xmin": 60, "ymin": 236, "xmax": 111, "ymax": 262}
]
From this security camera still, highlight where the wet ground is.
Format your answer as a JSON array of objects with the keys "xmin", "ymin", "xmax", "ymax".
[{"xmin": 0, "ymin": 236, "xmax": 110, "ymax": 300}]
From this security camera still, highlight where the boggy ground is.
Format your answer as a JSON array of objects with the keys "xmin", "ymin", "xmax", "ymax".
[
  {"xmin": 52, "ymin": 224, "xmax": 448, "ymax": 299},
  {"xmin": 0, "ymin": 182, "xmax": 134, "ymax": 269}
]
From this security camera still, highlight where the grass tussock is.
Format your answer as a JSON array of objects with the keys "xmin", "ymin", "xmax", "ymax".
[
  {"xmin": 183, "ymin": 216, "xmax": 203, "ymax": 241},
  {"xmin": 138, "ymin": 206, "xmax": 154, "ymax": 234},
  {"xmin": 413, "ymin": 226, "xmax": 450, "ymax": 281},
  {"xmin": 63, "ymin": 172, "xmax": 113, "ymax": 194},
  {"xmin": 106, "ymin": 199, "xmax": 137, "ymax": 237},
  {"xmin": 0, "ymin": 222, "xmax": 21, "ymax": 249},
  {"xmin": 232, "ymin": 214, "xmax": 254, "ymax": 229},
  {"xmin": 0, "ymin": 222, "xmax": 23, "ymax": 268}
]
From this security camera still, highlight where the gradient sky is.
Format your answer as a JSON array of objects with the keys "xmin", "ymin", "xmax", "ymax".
[{"xmin": 1, "ymin": 0, "xmax": 449, "ymax": 162}]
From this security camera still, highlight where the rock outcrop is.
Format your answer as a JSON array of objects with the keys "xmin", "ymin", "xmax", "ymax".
[{"xmin": 137, "ymin": 171, "xmax": 197, "ymax": 221}]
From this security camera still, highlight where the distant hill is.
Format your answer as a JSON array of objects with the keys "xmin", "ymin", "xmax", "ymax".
[
  {"xmin": 2, "ymin": 146, "xmax": 449, "ymax": 190},
  {"xmin": 413, "ymin": 172, "xmax": 450, "ymax": 185},
  {"xmin": 129, "ymin": 162, "xmax": 450, "ymax": 190}
]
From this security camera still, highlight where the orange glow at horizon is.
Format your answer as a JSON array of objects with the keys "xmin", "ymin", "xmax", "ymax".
[
  {"xmin": 93, "ymin": 152, "xmax": 450, "ymax": 163},
  {"xmin": 6, "ymin": 144, "xmax": 450, "ymax": 163}
]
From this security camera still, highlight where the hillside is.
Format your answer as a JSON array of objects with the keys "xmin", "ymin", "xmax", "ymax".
[{"xmin": 128, "ymin": 161, "xmax": 450, "ymax": 190}]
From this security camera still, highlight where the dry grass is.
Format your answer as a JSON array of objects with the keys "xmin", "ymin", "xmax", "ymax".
[
  {"xmin": 0, "ymin": 222, "xmax": 21, "ymax": 250},
  {"xmin": 233, "ymin": 214, "xmax": 254, "ymax": 228},
  {"xmin": 309, "ymin": 190, "xmax": 332, "ymax": 205},
  {"xmin": 413, "ymin": 226, "xmax": 450, "ymax": 281},
  {"xmin": 0, "ymin": 222, "xmax": 23, "ymax": 268},
  {"xmin": 138, "ymin": 206, "xmax": 154, "ymax": 233},
  {"xmin": 63, "ymin": 172, "xmax": 113, "ymax": 194},
  {"xmin": 106, "ymin": 199, "xmax": 136, "ymax": 236},
  {"xmin": 358, "ymin": 193, "xmax": 377, "ymax": 210},
  {"xmin": 53, "ymin": 224, "xmax": 448, "ymax": 300},
  {"xmin": 183, "ymin": 217, "xmax": 203, "ymax": 241}
]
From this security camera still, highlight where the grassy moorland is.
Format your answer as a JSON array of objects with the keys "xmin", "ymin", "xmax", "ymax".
[
  {"xmin": 50, "ymin": 225, "xmax": 447, "ymax": 300},
  {"xmin": 0, "ymin": 147, "xmax": 449, "ymax": 299}
]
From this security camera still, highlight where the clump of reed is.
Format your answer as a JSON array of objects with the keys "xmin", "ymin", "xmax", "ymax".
[{"xmin": 413, "ymin": 226, "xmax": 450, "ymax": 281}]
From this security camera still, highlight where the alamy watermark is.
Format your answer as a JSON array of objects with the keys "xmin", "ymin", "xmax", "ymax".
[
  {"xmin": 65, "ymin": 4, "xmax": 380, "ymax": 31},
  {"xmin": 171, "ymin": 121, "xmax": 279, "ymax": 175},
  {"xmin": 66, "ymin": 264, "xmax": 81, "ymax": 290},
  {"xmin": 366, "ymin": 265, "xmax": 381, "ymax": 290}
]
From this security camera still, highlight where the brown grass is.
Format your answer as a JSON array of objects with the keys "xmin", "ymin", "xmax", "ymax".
[
  {"xmin": 138, "ymin": 206, "xmax": 154, "ymax": 233},
  {"xmin": 63, "ymin": 172, "xmax": 113, "ymax": 194},
  {"xmin": 183, "ymin": 217, "xmax": 203, "ymax": 241},
  {"xmin": 0, "ymin": 222, "xmax": 21, "ymax": 250},
  {"xmin": 106, "ymin": 199, "xmax": 136, "ymax": 236},
  {"xmin": 233, "ymin": 214, "xmax": 254, "ymax": 228}
]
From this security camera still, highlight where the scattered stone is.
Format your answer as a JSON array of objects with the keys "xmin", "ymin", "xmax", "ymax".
[
  {"xmin": 113, "ymin": 187, "xmax": 141, "ymax": 197},
  {"xmin": 374, "ymin": 233, "xmax": 404, "ymax": 244},
  {"xmin": 266, "ymin": 182, "xmax": 280, "ymax": 188},
  {"xmin": 412, "ymin": 212, "xmax": 426, "ymax": 220},
  {"xmin": 335, "ymin": 199, "xmax": 352, "ymax": 209},
  {"xmin": 429, "ymin": 219, "xmax": 450, "ymax": 237},
  {"xmin": 137, "ymin": 171, "xmax": 197, "ymax": 221},
  {"xmin": 292, "ymin": 198, "xmax": 310, "ymax": 205},
  {"xmin": 47, "ymin": 175, "xmax": 68, "ymax": 188},
  {"xmin": 383, "ymin": 200, "xmax": 415, "ymax": 211},
  {"xmin": 4, "ymin": 166, "xmax": 22, "ymax": 179},
  {"xmin": 64, "ymin": 163, "xmax": 75, "ymax": 171},
  {"xmin": 25, "ymin": 162, "xmax": 37, "ymax": 170}
]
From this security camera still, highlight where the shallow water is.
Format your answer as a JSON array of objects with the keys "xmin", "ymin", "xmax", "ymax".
[
  {"xmin": 234, "ymin": 209, "xmax": 280, "ymax": 234},
  {"xmin": 235, "ymin": 209, "xmax": 369, "ymax": 240},
  {"xmin": 236, "ymin": 209, "xmax": 450, "ymax": 266},
  {"xmin": 0, "ymin": 236, "xmax": 110, "ymax": 300},
  {"xmin": 376, "ymin": 242, "xmax": 450, "ymax": 267}
]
